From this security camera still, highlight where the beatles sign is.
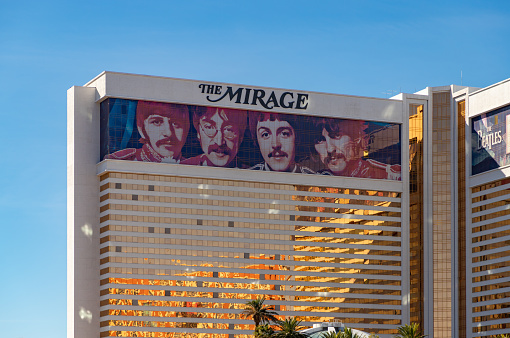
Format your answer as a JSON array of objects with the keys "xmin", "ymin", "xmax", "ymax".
[
  {"xmin": 100, "ymin": 98, "xmax": 402, "ymax": 180},
  {"xmin": 472, "ymin": 104, "xmax": 510, "ymax": 175}
]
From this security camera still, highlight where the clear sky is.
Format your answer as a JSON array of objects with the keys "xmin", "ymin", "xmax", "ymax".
[{"xmin": 1, "ymin": 1, "xmax": 509, "ymax": 337}]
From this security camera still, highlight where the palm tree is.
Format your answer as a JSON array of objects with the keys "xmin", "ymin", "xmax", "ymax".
[
  {"xmin": 241, "ymin": 296, "xmax": 278, "ymax": 327},
  {"xmin": 321, "ymin": 330, "xmax": 344, "ymax": 338},
  {"xmin": 255, "ymin": 324, "xmax": 276, "ymax": 338},
  {"xmin": 394, "ymin": 323, "xmax": 426, "ymax": 338},
  {"xmin": 274, "ymin": 318, "xmax": 307, "ymax": 338},
  {"xmin": 342, "ymin": 328, "xmax": 362, "ymax": 338}
]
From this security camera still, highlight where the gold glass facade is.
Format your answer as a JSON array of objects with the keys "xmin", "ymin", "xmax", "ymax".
[
  {"xmin": 470, "ymin": 178, "xmax": 510, "ymax": 338},
  {"xmin": 432, "ymin": 92, "xmax": 452, "ymax": 338},
  {"xmin": 409, "ymin": 103, "xmax": 424, "ymax": 328},
  {"xmin": 98, "ymin": 172, "xmax": 403, "ymax": 337}
]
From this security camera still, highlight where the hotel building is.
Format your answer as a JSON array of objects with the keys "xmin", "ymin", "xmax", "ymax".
[{"xmin": 68, "ymin": 72, "xmax": 510, "ymax": 338}]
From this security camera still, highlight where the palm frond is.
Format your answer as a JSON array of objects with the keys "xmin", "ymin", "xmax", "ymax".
[
  {"xmin": 320, "ymin": 330, "xmax": 343, "ymax": 338},
  {"xmin": 394, "ymin": 323, "xmax": 426, "ymax": 338},
  {"xmin": 274, "ymin": 318, "xmax": 307, "ymax": 338},
  {"xmin": 241, "ymin": 296, "xmax": 279, "ymax": 327}
]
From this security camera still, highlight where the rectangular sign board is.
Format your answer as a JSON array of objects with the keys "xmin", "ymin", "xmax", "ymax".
[
  {"xmin": 101, "ymin": 98, "xmax": 402, "ymax": 180},
  {"xmin": 472, "ymin": 104, "xmax": 510, "ymax": 175}
]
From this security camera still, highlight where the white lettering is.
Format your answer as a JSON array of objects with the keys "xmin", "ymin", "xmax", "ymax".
[{"xmin": 478, "ymin": 129, "xmax": 503, "ymax": 150}]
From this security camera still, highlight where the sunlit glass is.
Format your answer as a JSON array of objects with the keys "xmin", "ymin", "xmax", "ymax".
[{"xmin": 200, "ymin": 121, "xmax": 238, "ymax": 140}]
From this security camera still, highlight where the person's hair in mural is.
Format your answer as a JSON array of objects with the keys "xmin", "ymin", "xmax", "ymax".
[
  {"xmin": 248, "ymin": 112, "xmax": 314, "ymax": 173},
  {"xmin": 106, "ymin": 100, "xmax": 190, "ymax": 163},
  {"xmin": 182, "ymin": 106, "xmax": 247, "ymax": 167},
  {"xmin": 310, "ymin": 117, "xmax": 366, "ymax": 176},
  {"xmin": 137, "ymin": 101, "xmax": 190, "ymax": 154},
  {"xmin": 309, "ymin": 117, "xmax": 401, "ymax": 179}
]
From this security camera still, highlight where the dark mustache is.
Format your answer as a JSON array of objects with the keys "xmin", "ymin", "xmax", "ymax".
[
  {"xmin": 156, "ymin": 136, "xmax": 178, "ymax": 148},
  {"xmin": 268, "ymin": 150, "xmax": 288, "ymax": 158},
  {"xmin": 325, "ymin": 151, "xmax": 346, "ymax": 164},
  {"xmin": 208, "ymin": 144, "xmax": 231, "ymax": 156}
]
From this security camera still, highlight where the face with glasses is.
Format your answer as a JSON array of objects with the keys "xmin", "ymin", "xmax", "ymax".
[{"xmin": 197, "ymin": 108, "xmax": 243, "ymax": 167}]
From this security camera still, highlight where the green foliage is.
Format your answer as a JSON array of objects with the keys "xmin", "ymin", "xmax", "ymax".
[
  {"xmin": 274, "ymin": 318, "xmax": 308, "ymax": 338},
  {"xmin": 496, "ymin": 335, "xmax": 510, "ymax": 338},
  {"xmin": 342, "ymin": 328, "xmax": 362, "ymax": 338},
  {"xmin": 321, "ymin": 328, "xmax": 362, "ymax": 338},
  {"xmin": 255, "ymin": 324, "xmax": 276, "ymax": 338},
  {"xmin": 321, "ymin": 331, "xmax": 344, "ymax": 338},
  {"xmin": 394, "ymin": 323, "xmax": 426, "ymax": 338},
  {"xmin": 367, "ymin": 334, "xmax": 380, "ymax": 338},
  {"xmin": 242, "ymin": 296, "xmax": 278, "ymax": 327}
]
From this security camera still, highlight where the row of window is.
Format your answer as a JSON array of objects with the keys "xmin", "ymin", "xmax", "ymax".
[
  {"xmin": 102, "ymin": 174, "xmax": 401, "ymax": 198},
  {"xmin": 102, "ymin": 224, "xmax": 401, "ymax": 237},
  {"xmin": 102, "ymin": 235, "xmax": 401, "ymax": 251}
]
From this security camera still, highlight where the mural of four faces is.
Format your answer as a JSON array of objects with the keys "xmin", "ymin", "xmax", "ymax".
[{"xmin": 104, "ymin": 100, "xmax": 401, "ymax": 180}]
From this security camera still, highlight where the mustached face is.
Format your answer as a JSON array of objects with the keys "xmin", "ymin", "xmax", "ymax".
[
  {"xmin": 256, "ymin": 119, "xmax": 295, "ymax": 172},
  {"xmin": 141, "ymin": 114, "xmax": 188, "ymax": 159},
  {"xmin": 314, "ymin": 129, "xmax": 355, "ymax": 175},
  {"xmin": 197, "ymin": 110, "xmax": 241, "ymax": 167}
]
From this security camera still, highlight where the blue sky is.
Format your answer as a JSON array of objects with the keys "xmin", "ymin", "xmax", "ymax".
[{"xmin": 1, "ymin": 1, "xmax": 509, "ymax": 337}]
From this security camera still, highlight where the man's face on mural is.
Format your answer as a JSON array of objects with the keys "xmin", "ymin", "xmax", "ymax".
[
  {"xmin": 256, "ymin": 118, "xmax": 296, "ymax": 172},
  {"xmin": 314, "ymin": 127, "xmax": 356, "ymax": 175},
  {"xmin": 197, "ymin": 108, "xmax": 241, "ymax": 167},
  {"xmin": 142, "ymin": 113, "xmax": 188, "ymax": 159}
]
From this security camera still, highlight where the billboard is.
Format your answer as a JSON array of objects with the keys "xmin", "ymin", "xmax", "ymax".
[
  {"xmin": 472, "ymin": 104, "xmax": 510, "ymax": 175},
  {"xmin": 100, "ymin": 98, "xmax": 401, "ymax": 180}
]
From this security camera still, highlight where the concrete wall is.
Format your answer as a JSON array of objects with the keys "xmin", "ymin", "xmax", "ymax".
[{"xmin": 68, "ymin": 86, "xmax": 100, "ymax": 338}]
